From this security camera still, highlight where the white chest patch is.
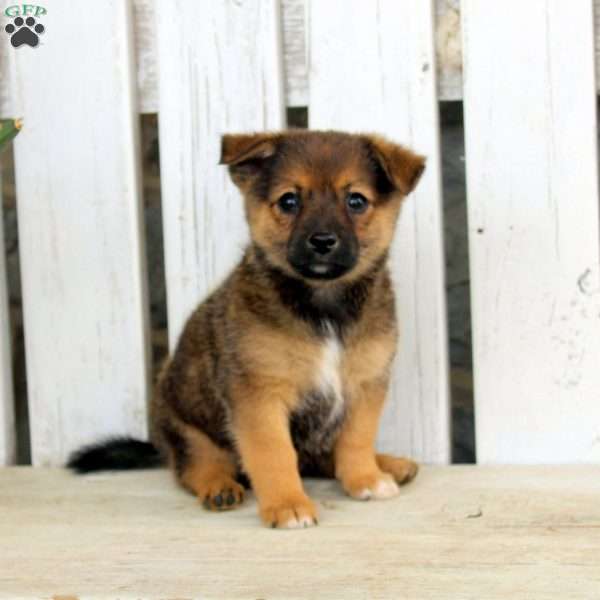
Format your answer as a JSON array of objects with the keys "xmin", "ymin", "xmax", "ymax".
[{"xmin": 314, "ymin": 322, "xmax": 344, "ymax": 419}]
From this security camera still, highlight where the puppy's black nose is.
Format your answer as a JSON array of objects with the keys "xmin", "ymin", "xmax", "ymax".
[{"xmin": 308, "ymin": 232, "xmax": 338, "ymax": 255}]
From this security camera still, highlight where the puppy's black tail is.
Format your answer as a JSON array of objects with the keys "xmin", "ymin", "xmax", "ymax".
[{"xmin": 67, "ymin": 437, "xmax": 163, "ymax": 474}]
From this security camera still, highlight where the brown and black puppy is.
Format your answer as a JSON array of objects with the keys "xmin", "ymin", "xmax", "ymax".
[{"xmin": 69, "ymin": 130, "xmax": 424, "ymax": 529}]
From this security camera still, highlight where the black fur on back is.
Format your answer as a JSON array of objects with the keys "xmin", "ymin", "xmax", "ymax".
[{"xmin": 67, "ymin": 437, "xmax": 163, "ymax": 473}]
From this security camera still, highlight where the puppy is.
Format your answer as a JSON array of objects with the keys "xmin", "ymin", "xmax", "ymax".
[{"xmin": 69, "ymin": 130, "xmax": 425, "ymax": 528}]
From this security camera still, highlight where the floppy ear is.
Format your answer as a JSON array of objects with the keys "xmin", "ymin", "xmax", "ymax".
[
  {"xmin": 220, "ymin": 132, "xmax": 279, "ymax": 192},
  {"xmin": 220, "ymin": 132, "xmax": 278, "ymax": 165},
  {"xmin": 364, "ymin": 135, "xmax": 426, "ymax": 196}
]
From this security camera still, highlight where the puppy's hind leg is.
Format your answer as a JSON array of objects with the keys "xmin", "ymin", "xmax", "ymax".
[
  {"xmin": 164, "ymin": 423, "xmax": 244, "ymax": 511},
  {"xmin": 376, "ymin": 454, "xmax": 419, "ymax": 485}
]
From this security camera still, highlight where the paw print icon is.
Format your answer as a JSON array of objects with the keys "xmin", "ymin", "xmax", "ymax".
[{"xmin": 5, "ymin": 16, "xmax": 45, "ymax": 48}]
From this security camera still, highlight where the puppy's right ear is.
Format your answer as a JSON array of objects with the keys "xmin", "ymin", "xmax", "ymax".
[{"xmin": 220, "ymin": 133, "xmax": 279, "ymax": 192}]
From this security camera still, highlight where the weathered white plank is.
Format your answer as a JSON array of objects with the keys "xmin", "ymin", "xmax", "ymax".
[
  {"xmin": 132, "ymin": 0, "xmax": 157, "ymax": 115},
  {"xmin": 157, "ymin": 0, "xmax": 285, "ymax": 347},
  {"xmin": 281, "ymin": 0, "xmax": 308, "ymax": 107},
  {"xmin": 0, "ymin": 172, "xmax": 15, "ymax": 465},
  {"xmin": 0, "ymin": 0, "xmax": 465, "ymax": 119},
  {"xmin": 0, "ymin": 41, "xmax": 14, "ymax": 120},
  {"xmin": 2, "ymin": 466, "xmax": 600, "ymax": 598},
  {"xmin": 308, "ymin": 0, "xmax": 450, "ymax": 463},
  {"xmin": 9, "ymin": 1, "xmax": 151, "ymax": 465},
  {"xmin": 435, "ymin": 0, "xmax": 462, "ymax": 100},
  {"xmin": 126, "ymin": 0, "xmax": 466, "ymax": 112},
  {"xmin": 463, "ymin": 1, "xmax": 600, "ymax": 463},
  {"xmin": 5, "ymin": 0, "xmax": 600, "ymax": 118}
]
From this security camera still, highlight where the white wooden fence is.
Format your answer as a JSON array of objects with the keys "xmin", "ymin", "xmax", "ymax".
[{"xmin": 1, "ymin": 0, "xmax": 599, "ymax": 467}]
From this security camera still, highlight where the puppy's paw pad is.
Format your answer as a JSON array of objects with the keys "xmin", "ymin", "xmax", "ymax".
[
  {"xmin": 260, "ymin": 495, "xmax": 318, "ymax": 529},
  {"xmin": 345, "ymin": 472, "xmax": 400, "ymax": 501}
]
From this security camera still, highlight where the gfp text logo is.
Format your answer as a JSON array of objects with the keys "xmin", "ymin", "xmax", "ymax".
[{"xmin": 4, "ymin": 4, "xmax": 46, "ymax": 48}]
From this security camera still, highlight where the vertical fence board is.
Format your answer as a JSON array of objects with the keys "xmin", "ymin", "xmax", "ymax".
[
  {"xmin": 308, "ymin": 0, "xmax": 450, "ymax": 463},
  {"xmin": 157, "ymin": 0, "xmax": 285, "ymax": 347},
  {"xmin": 463, "ymin": 1, "xmax": 600, "ymax": 463},
  {"xmin": 10, "ymin": 1, "xmax": 150, "ymax": 465},
  {"xmin": 0, "ymin": 174, "xmax": 15, "ymax": 465}
]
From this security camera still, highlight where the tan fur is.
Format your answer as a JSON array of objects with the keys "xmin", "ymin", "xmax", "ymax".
[
  {"xmin": 150, "ymin": 130, "xmax": 425, "ymax": 527},
  {"xmin": 178, "ymin": 425, "xmax": 244, "ymax": 511},
  {"xmin": 232, "ymin": 379, "xmax": 318, "ymax": 527},
  {"xmin": 376, "ymin": 454, "xmax": 419, "ymax": 483},
  {"xmin": 333, "ymin": 380, "xmax": 389, "ymax": 498}
]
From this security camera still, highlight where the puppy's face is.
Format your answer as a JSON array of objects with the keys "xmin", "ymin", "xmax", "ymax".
[{"xmin": 221, "ymin": 131, "xmax": 425, "ymax": 283}]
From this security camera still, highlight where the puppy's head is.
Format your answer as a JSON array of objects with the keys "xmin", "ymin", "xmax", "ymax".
[{"xmin": 220, "ymin": 130, "xmax": 425, "ymax": 283}]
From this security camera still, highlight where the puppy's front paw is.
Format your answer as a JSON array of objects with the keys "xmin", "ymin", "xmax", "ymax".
[
  {"xmin": 260, "ymin": 493, "xmax": 319, "ymax": 529},
  {"xmin": 342, "ymin": 471, "xmax": 400, "ymax": 501}
]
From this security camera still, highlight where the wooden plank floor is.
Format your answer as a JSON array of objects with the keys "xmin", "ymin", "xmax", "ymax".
[{"xmin": 1, "ymin": 466, "xmax": 599, "ymax": 599}]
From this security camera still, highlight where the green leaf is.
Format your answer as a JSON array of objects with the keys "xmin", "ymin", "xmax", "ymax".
[{"xmin": 0, "ymin": 118, "xmax": 22, "ymax": 151}]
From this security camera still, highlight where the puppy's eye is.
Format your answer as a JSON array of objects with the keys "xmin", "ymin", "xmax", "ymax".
[
  {"xmin": 346, "ymin": 192, "xmax": 369, "ymax": 214},
  {"xmin": 277, "ymin": 192, "xmax": 301, "ymax": 214}
]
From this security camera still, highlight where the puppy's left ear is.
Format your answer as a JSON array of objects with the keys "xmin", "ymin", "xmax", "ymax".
[
  {"xmin": 364, "ymin": 135, "xmax": 426, "ymax": 196},
  {"xmin": 220, "ymin": 132, "xmax": 279, "ymax": 192}
]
